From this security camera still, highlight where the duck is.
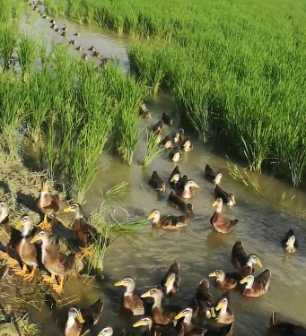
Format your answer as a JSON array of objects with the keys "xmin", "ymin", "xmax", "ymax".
[
  {"xmin": 88, "ymin": 46, "xmax": 96, "ymax": 52},
  {"xmin": 174, "ymin": 308, "xmax": 207, "ymax": 336},
  {"xmin": 175, "ymin": 175, "xmax": 189, "ymax": 192},
  {"xmin": 114, "ymin": 277, "xmax": 144, "ymax": 315},
  {"xmin": 214, "ymin": 184, "xmax": 236, "ymax": 206},
  {"xmin": 160, "ymin": 261, "xmax": 180, "ymax": 296},
  {"xmin": 61, "ymin": 27, "xmax": 67, "ymax": 32},
  {"xmin": 64, "ymin": 298, "xmax": 103, "ymax": 336},
  {"xmin": 169, "ymin": 146, "xmax": 182, "ymax": 162},
  {"xmin": 210, "ymin": 198, "xmax": 239, "ymax": 233},
  {"xmin": 10, "ymin": 216, "xmax": 38, "ymax": 281},
  {"xmin": 139, "ymin": 104, "xmax": 151, "ymax": 119},
  {"xmin": 193, "ymin": 279, "xmax": 214, "ymax": 318},
  {"xmin": 63, "ymin": 203, "xmax": 106, "ymax": 257},
  {"xmin": 269, "ymin": 311, "xmax": 306, "ymax": 335},
  {"xmin": 92, "ymin": 50, "xmax": 101, "ymax": 58},
  {"xmin": 231, "ymin": 241, "xmax": 262, "ymax": 276},
  {"xmin": 147, "ymin": 209, "xmax": 191, "ymax": 230},
  {"xmin": 281, "ymin": 229, "xmax": 298, "ymax": 253},
  {"xmin": 169, "ymin": 165, "xmax": 181, "ymax": 188},
  {"xmin": 69, "ymin": 40, "xmax": 77, "ymax": 45},
  {"xmin": 173, "ymin": 129, "xmax": 185, "ymax": 143},
  {"xmin": 61, "ymin": 32, "xmax": 66, "ymax": 37},
  {"xmin": 152, "ymin": 121, "xmax": 163, "ymax": 135},
  {"xmin": 50, "ymin": 24, "xmax": 58, "ymax": 30},
  {"xmin": 133, "ymin": 317, "xmax": 159, "ymax": 336},
  {"xmin": 76, "ymin": 45, "xmax": 83, "ymax": 51},
  {"xmin": 181, "ymin": 139, "xmax": 194, "ymax": 152},
  {"xmin": 148, "ymin": 171, "xmax": 166, "ymax": 193},
  {"xmin": 141, "ymin": 288, "xmax": 179, "ymax": 325},
  {"xmin": 209, "ymin": 270, "xmax": 241, "ymax": 291},
  {"xmin": 133, "ymin": 317, "xmax": 183, "ymax": 336},
  {"xmin": 42, "ymin": 14, "xmax": 48, "ymax": 19},
  {"xmin": 239, "ymin": 269, "xmax": 271, "ymax": 298},
  {"xmin": 176, "ymin": 180, "xmax": 199, "ymax": 199},
  {"xmin": 35, "ymin": 179, "xmax": 67, "ymax": 232},
  {"xmin": 50, "ymin": 19, "xmax": 55, "ymax": 24},
  {"xmin": 160, "ymin": 135, "xmax": 174, "ymax": 149},
  {"xmin": 30, "ymin": 230, "xmax": 81, "ymax": 294},
  {"xmin": 97, "ymin": 327, "xmax": 114, "ymax": 336},
  {"xmin": 74, "ymin": 32, "xmax": 80, "ymax": 36},
  {"xmin": 204, "ymin": 165, "xmax": 222, "ymax": 184},
  {"xmin": 162, "ymin": 112, "xmax": 173, "ymax": 126},
  {"xmin": 168, "ymin": 190, "xmax": 194, "ymax": 215},
  {"xmin": 213, "ymin": 291, "xmax": 234, "ymax": 325},
  {"xmin": 82, "ymin": 53, "xmax": 88, "ymax": 60}
]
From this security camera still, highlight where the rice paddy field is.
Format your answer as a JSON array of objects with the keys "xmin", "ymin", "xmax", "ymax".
[{"xmin": 44, "ymin": 0, "xmax": 306, "ymax": 187}]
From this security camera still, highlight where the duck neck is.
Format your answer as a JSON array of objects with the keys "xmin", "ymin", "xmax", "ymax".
[
  {"xmin": 183, "ymin": 314, "xmax": 192, "ymax": 328},
  {"xmin": 245, "ymin": 277, "xmax": 254, "ymax": 289},
  {"xmin": 215, "ymin": 203, "xmax": 223, "ymax": 214},
  {"xmin": 0, "ymin": 209, "xmax": 8, "ymax": 223},
  {"xmin": 217, "ymin": 272, "xmax": 225, "ymax": 282},
  {"xmin": 153, "ymin": 213, "xmax": 160, "ymax": 224},
  {"xmin": 65, "ymin": 315, "xmax": 76, "ymax": 332},
  {"xmin": 22, "ymin": 224, "xmax": 31, "ymax": 238},
  {"xmin": 124, "ymin": 282, "xmax": 135, "ymax": 296},
  {"xmin": 219, "ymin": 301, "xmax": 228, "ymax": 317},
  {"xmin": 152, "ymin": 294, "xmax": 162, "ymax": 308},
  {"xmin": 75, "ymin": 208, "xmax": 83, "ymax": 219}
]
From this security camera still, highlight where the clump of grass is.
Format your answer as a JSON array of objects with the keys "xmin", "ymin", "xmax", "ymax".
[
  {"xmin": 18, "ymin": 34, "xmax": 38, "ymax": 78},
  {"xmin": 140, "ymin": 130, "xmax": 163, "ymax": 167},
  {"xmin": 0, "ymin": 24, "xmax": 18, "ymax": 70},
  {"xmin": 16, "ymin": 314, "xmax": 41, "ymax": 336},
  {"xmin": 105, "ymin": 181, "xmax": 129, "ymax": 200}
]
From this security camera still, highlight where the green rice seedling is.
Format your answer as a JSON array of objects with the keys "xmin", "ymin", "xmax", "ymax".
[
  {"xmin": 141, "ymin": 129, "xmax": 163, "ymax": 167},
  {"xmin": 0, "ymin": 24, "xmax": 18, "ymax": 70},
  {"xmin": 105, "ymin": 181, "xmax": 129, "ymax": 200},
  {"xmin": 18, "ymin": 34, "xmax": 38, "ymax": 78},
  {"xmin": 43, "ymin": 0, "xmax": 67, "ymax": 17},
  {"xmin": 0, "ymin": 0, "xmax": 13, "ymax": 23}
]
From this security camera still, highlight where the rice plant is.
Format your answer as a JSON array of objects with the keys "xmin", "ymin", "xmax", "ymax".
[
  {"xmin": 141, "ymin": 130, "xmax": 163, "ymax": 167},
  {"xmin": 18, "ymin": 34, "xmax": 38, "ymax": 78},
  {"xmin": 0, "ymin": 24, "xmax": 18, "ymax": 70}
]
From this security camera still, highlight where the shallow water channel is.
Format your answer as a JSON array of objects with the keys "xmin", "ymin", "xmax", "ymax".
[{"xmin": 21, "ymin": 8, "xmax": 306, "ymax": 336}]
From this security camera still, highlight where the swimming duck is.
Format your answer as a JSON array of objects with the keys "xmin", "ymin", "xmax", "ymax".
[
  {"xmin": 74, "ymin": 32, "xmax": 80, "ymax": 36},
  {"xmin": 210, "ymin": 198, "xmax": 238, "ymax": 234},
  {"xmin": 152, "ymin": 121, "xmax": 163, "ymax": 135},
  {"xmin": 61, "ymin": 27, "xmax": 67, "ymax": 32},
  {"xmin": 204, "ymin": 165, "xmax": 222, "ymax": 184},
  {"xmin": 35, "ymin": 179, "xmax": 67, "ymax": 232},
  {"xmin": 269, "ymin": 311, "xmax": 306, "ymax": 335},
  {"xmin": 82, "ymin": 53, "xmax": 88, "ymax": 61},
  {"xmin": 168, "ymin": 190, "xmax": 194, "ymax": 215},
  {"xmin": 174, "ymin": 308, "xmax": 207, "ymax": 336},
  {"xmin": 76, "ymin": 45, "xmax": 83, "ymax": 51},
  {"xmin": 50, "ymin": 19, "xmax": 55, "ymax": 24},
  {"xmin": 231, "ymin": 241, "xmax": 262, "ymax": 276},
  {"xmin": 42, "ymin": 14, "xmax": 48, "ymax": 19},
  {"xmin": 139, "ymin": 104, "xmax": 152, "ymax": 119},
  {"xmin": 97, "ymin": 327, "xmax": 114, "ymax": 336},
  {"xmin": 169, "ymin": 165, "xmax": 181, "ymax": 188},
  {"xmin": 193, "ymin": 279, "xmax": 214, "ymax": 318},
  {"xmin": 213, "ymin": 292, "xmax": 234, "ymax": 325},
  {"xmin": 181, "ymin": 139, "xmax": 194, "ymax": 152},
  {"xmin": 61, "ymin": 32, "xmax": 66, "ymax": 37},
  {"xmin": 141, "ymin": 288, "xmax": 179, "ymax": 325},
  {"xmin": 214, "ymin": 184, "xmax": 236, "ymax": 206},
  {"xmin": 64, "ymin": 298, "xmax": 103, "ymax": 336},
  {"xmin": 148, "ymin": 171, "xmax": 166, "ymax": 193},
  {"xmin": 69, "ymin": 40, "xmax": 77, "ymax": 45},
  {"xmin": 160, "ymin": 135, "xmax": 174, "ymax": 149},
  {"xmin": 114, "ymin": 277, "xmax": 144, "ymax": 315},
  {"xmin": 63, "ymin": 203, "xmax": 105, "ymax": 257},
  {"xmin": 176, "ymin": 180, "xmax": 199, "ymax": 199},
  {"xmin": 92, "ymin": 50, "xmax": 101, "ymax": 58},
  {"xmin": 133, "ymin": 317, "xmax": 159, "ymax": 336},
  {"xmin": 147, "ymin": 209, "xmax": 191, "ymax": 230},
  {"xmin": 30, "ymin": 230, "xmax": 81, "ymax": 294},
  {"xmin": 50, "ymin": 24, "xmax": 58, "ymax": 30},
  {"xmin": 239, "ymin": 269, "xmax": 271, "ymax": 298},
  {"xmin": 10, "ymin": 216, "xmax": 38, "ymax": 281},
  {"xmin": 162, "ymin": 112, "xmax": 173, "ymax": 126},
  {"xmin": 160, "ymin": 261, "xmax": 180, "ymax": 296},
  {"xmin": 281, "ymin": 229, "xmax": 298, "ymax": 253},
  {"xmin": 209, "ymin": 270, "xmax": 241, "ymax": 291},
  {"xmin": 88, "ymin": 46, "xmax": 96, "ymax": 52},
  {"xmin": 169, "ymin": 146, "xmax": 182, "ymax": 162}
]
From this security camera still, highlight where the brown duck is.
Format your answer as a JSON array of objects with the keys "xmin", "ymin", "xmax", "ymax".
[
  {"xmin": 114, "ymin": 277, "xmax": 144, "ymax": 315},
  {"xmin": 147, "ymin": 209, "xmax": 191, "ymax": 230},
  {"xmin": 168, "ymin": 189, "xmax": 194, "ymax": 215},
  {"xmin": 210, "ymin": 198, "xmax": 238, "ymax": 233},
  {"xmin": 204, "ymin": 165, "xmax": 222, "ymax": 184},
  {"xmin": 209, "ymin": 269, "xmax": 241, "ymax": 291},
  {"xmin": 162, "ymin": 112, "xmax": 173, "ymax": 126},
  {"xmin": 213, "ymin": 291, "xmax": 234, "ymax": 325},
  {"xmin": 139, "ymin": 104, "xmax": 151, "ymax": 119},
  {"xmin": 240, "ymin": 269, "xmax": 271, "ymax": 298},
  {"xmin": 160, "ymin": 261, "xmax": 180, "ymax": 296},
  {"xmin": 35, "ymin": 179, "xmax": 66, "ymax": 231},
  {"xmin": 148, "ymin": 171, "xmax": 166, "ymax": 193},
  {"xmin": 269, "ymin": 311, "xmax": 306, "ymax": 335}
]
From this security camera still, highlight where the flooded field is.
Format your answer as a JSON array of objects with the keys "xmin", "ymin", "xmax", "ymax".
[{"xmin": 9, "ymin": 6, "xmax": 306, "ymax": 336}]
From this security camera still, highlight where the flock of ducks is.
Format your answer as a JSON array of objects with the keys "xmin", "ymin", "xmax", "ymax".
[{"xmin": 30, "ymin": 2, "xmax": 110, "ymax": 66}]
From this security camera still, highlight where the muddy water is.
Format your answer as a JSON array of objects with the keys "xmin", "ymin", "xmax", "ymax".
[{"xmin": 21, "ymin": 8, "xmax": 306, "ymax": 336}]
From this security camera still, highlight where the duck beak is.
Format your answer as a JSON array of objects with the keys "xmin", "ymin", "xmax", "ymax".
[
  {"xmin": 210, "ymin": 308, "xmax": 216, "ymax": 318},
  {"xmin": 209, "ymin": 272, "xmax": 216, "ymax": 277},
  {"xmin": 211, "ymin": 200, "xmax": 218, "ymax": 207},
  {"xmin": 193, "ymin": 183, "xmax": 200, "ymax": 188},
  {"xmin": 147, "ymin": 213, "xmax": 154, "ymax": 220},
  {"xmin": 15, "ymin": 220, "xmax": 23, "ymax": 230},
  {"xmin": 76, "ymin": 310, "xmax": 85, "ymax": 324},
  {"xmin": 42, "ymin": 184, "xmax": 48, "ymax": 192},
  {"xmin": 63, "ymin": 206, "xmax": 73, "ymax": 213},
  {"xmin": 215, "ymin": 301, "xmax": 223, "ymax": 311},
  {"xmin": 174, "ymin": 311, "xmax": 184, "ymax": 320},
  {"xmin": 133, "ymin": 320, "xmax": 145, "ymax": 327},
  {"xmin": 30, "ymin": 235, "xmax": 40, "ymax": 243},
  {"xmin": 140, "ymin": 290, "xmax": 151, "ymax": 298},
  {"xmin": 231, "ymin": 196, "xmax": 236, "ymax": 205},
  {"xmin": 240, "ymin": 277, "xmax": 247, "ymax": 284},
  {"xmin": 257, "ymin": 259, "xmax": 263, "ymax": 267},
  {"xmin": 114, "ymin": 280, "xmax": 124, "ymax": 286}
]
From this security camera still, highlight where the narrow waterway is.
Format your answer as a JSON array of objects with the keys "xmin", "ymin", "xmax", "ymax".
[{"xmin": 19, "ymin": 7, "xmax": 306, "ymax": 336}]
